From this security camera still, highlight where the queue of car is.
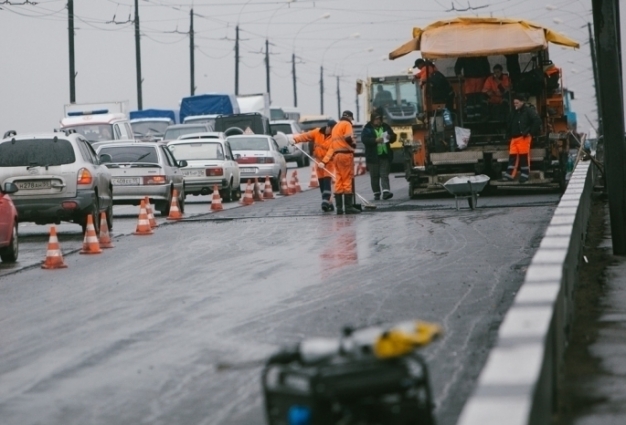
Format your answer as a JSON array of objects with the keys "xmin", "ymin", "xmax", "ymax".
[{"xmin": 0, "ymin": 109, "xmax": 338, "ymax": 257}]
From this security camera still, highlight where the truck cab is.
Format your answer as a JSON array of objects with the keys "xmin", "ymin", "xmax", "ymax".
[
  {"xmin": 60, "ymin": 111, "xmax": 134, "ymax": 144},
  {"xmin": 365, "ymin": 75, "xmax": 423, "ymax": 168}
]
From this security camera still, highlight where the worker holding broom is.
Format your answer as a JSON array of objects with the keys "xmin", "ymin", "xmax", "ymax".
[
  {"xmin": 290, "ymin": 119, "xmax": 337, "ymax": 212},
  {"xmin": 319, "ymin": 110, "xmax": 361, "ymax": 215}
]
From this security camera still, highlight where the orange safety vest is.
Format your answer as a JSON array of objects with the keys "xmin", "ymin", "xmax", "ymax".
[
  {"xmin": 323, "ymin": 120, "xmax": 354, "ymax": 164},
  {"xmin": 293, "ymin": 128, "xmax": 331, "ymax": 161},
  {"xmin": 482, "ymin": 74, "xmax": 511, "ymax": 104}
]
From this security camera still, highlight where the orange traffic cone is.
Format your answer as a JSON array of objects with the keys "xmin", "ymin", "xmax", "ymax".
[
  {"xmin": 240, "ymin": 180, "xmax": 255, "ymax": 205},
  {"xmin": 167, "ymin": 189, "xmax": 183, "ymax": 221},
  {"xmin": 210, "ymin": 185, "xmax": 223, "ymax": 211},
  {"xmin": 356, "ymin": 157, "xmax": 367, "ymax": 176},
  {"xmin": 288, "ymin": 173, "xmax": 297, "ymax": 195},
  {"xmin": 80, "ymin": 214, "xmax": 102, "ymax": 254},
  {"xmin": 253, "ymin": 177, "xmax": 264, "ymax": 202},
  {"xmin": 263, "ymin": 176, "xmax": 275, "ymax": 200},
  {"xmin": 145, "ymin": 196, "xmax": 158, "ymax": 228},
  {"xmin": 98, "ymin": 211, "xmax": 114, "ymax": 249},
  {"xmin": 293, "ymin": 171, "xmax": 302, "ymax": 193},
  {"xmin": 308, "ymin": 164, "xmax": 319, "ymax": 188},
  {"xmin": 41, "ymin": 225, "xmax": 68, "ymax": 269},
  {"xmin": 280, "ymin": 176, "xmax": 290, "ymax": 196},
  {"xmin": 134, "ymin": 199, "xmax": 154, "ymax": 235}
]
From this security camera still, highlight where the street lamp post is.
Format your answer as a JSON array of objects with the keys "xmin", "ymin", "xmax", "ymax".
[
  {"xmin": 292, "ymin": 13, "xmax": 331, "ymax": 107},
  {"xmin": 320, "ymin": 33, "xmax": 360, "ymax": 114}
]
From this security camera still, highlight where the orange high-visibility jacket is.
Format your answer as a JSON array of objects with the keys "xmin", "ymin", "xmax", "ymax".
[
  {"xmin": 293, "ymin": 128, "xmax": 331, "ymax": 161},
  {"xmin": 323, "ymin": 120, "xmax": 354, "ymax": 164},
  {"xmin": 482, "ymin": 74, "xmax": 511, "ymax": 104}
]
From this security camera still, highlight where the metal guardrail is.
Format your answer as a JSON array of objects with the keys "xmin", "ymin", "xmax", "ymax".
[{"xmin": 457, "ymin": 160, "xmax": 595, "ymax": 425}]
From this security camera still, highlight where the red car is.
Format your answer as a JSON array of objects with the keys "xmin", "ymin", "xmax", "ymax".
[{"xmin": 0, "ymin": 182, "xmax": 18, "ymax": 263}]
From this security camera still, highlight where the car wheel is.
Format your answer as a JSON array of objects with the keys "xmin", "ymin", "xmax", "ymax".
[
  {"xmin": 231, "ymin": 186, "xmax": 242, "ymax": 202},
  {"xmin": 159, "ymin": 190, "xmax": 172, "ymax": 216},
  {"xmin": 271, "ymin": 173, "xmax": 281, "ymax": 192},
  {"xmin": 296, "ymin": 156, "xmax": 303, "ymax": 168},
  {"xmin": 106, "ymin": 203, "xmax": 113, "ymax": 231},
  {"xmin": 81, "ymin": 198, "xmax": 100, "ymax": 236},
  {"xmin": 179, "ymin": 186, "xmax": 186, "ymax": 213},
  {"xmin": 0, "ymin": 223, "xmax": 18, "ymax": 263},
  {"xmin": 221, "ymin": 187, "xmax": 232, "ymax": 203}
]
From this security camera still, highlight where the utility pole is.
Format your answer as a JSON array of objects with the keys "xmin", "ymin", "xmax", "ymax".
[
  {"xmin": 190, "ymin": 9, "xmax": 195, "ymax": 96},
  {"xmin": 134, "ymin": 0, "xmax": 143, "ymax": 110},
  {"xmin": 592, "ymin": 0, "xmax": 626, "ymax": 255},
  {"xmin": 336, "ymin": 76, "xmax": 341, "ymax": 119},
  {"xmin": 292, "ymin": 53, "xmax": 298, "ymax": 107},
  {"xmin": 320, "ymin": 66, "xmax": 324, "ymax": 114},
  {"xmin": 588, "ymin": 22, "xmax": 602, "ymax": 134},
  {"xmin": 265, "ymin": 39, "xmax": 271, "ymax": 103},
  {"xmin": 235, "ymin": 26, "xmax": 240, "ymax": 95},
  {"xmin": 68, "ymin": 0, "xmax": 76, "ymax": 103},
  {"xmin": 356, "ymin": 91, "xmax": 360, "ymax": 123}
]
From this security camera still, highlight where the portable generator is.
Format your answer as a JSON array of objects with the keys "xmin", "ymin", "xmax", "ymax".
[{"xmin": 262, "ymin": 323, "xmax": 440, "ymax": 425}]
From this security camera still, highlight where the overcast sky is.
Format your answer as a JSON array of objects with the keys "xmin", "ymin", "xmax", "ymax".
[{"xmin": 0, "ymin": 0, "xmax": 620, "ymax": 134}]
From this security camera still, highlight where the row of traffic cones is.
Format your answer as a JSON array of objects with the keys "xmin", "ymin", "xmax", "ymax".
[
  {"xmin": 42, "ymin": 192, "xmax": 184, "ymax": 269},
  {"xmin": 41, "ymin": 211, "xmax": 114, "ymax": 269}
]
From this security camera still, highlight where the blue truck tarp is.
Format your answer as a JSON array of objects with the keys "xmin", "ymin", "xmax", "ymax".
[
  {"xmin": 129, "ymin": 109, "xmax": 177, "ymax": 123},
  {"xmin": 179, "ymin": 94, "xmax": 240, "ymax": 123}
]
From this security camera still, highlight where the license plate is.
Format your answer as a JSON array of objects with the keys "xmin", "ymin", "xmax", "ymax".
[
  {"xmin": 182, "ymin": 169, "xmax": 204, "ymax": 177},
  {"xmin": 16, "ymin": 180, "xmax": 52, "ymax": 190},
  {"xmin": 112, "ymin": 177, "xmax": 141, "ymax": 186},
  {"xmin": 240, "ymin": 167, "xmax": 257, "ymax": 173}
]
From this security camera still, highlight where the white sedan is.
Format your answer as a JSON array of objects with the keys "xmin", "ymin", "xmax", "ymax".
[
  {"xmin": 227, "ymin": 135, "xmax": 288, "ymax": 192},
  {"xmin": 167, "ymin": 135, "xmax": 241, "ymax": 202}
]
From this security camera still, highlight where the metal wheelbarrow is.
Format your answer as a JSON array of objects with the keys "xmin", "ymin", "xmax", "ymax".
[{"xmin": 442, "ymin": 175, "xmax": 490, "ymax": 210}]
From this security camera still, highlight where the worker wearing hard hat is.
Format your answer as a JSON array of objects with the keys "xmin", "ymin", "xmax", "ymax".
[
  {"xmin": 320, "ymin": 111, "xmax": 361, "ymax": 215},
  {"xmin": 291, "ymin": 119, "xmax": 337, "ymax": 212}
]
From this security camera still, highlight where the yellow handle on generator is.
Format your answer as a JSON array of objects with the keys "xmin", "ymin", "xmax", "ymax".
[{"xmin": 373, "ymin": 321, "xmax": 443, "ymax": 359}]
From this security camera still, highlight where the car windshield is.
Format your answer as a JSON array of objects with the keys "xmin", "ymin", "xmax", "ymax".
[
  {"xmin": 184, "ymin": 117, "xmax": 216, "ymax": 129},
  {"xmin": 370, "ymin": 80, "xmax": 422, "ymax": 113},
  {"xmin": 168, "ymin": 142, "xmax": 224, "ymax": 160},
  {"xmin": 228, "ymin": 137, "xmax": 270, "ymax": 151},
  {"xmin": 164, "ymin": 126, "xmax": 207, "ymax": 140},
  {"xmin": 131, "ymin": 121, "xmax": 169, "ymax": 136},
  {"xmin": 271, "ymin": 123, "xmax": 293, "ymax": 135},
  {"xmin": 99, "ymin": 146, "xmax": 159, "ymax": 163},
  {"xmin": 0, "ymin": 138, "xmax": 76, "ymax": 167},
  {"xmin": 64, "ymin": 124, "xmax": 114, "ymax": 143}
]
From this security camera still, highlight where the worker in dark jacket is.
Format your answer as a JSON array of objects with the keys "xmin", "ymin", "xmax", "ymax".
[
  {"xmin": 361, "ymin": 112, "xmax": 397, "ymax": 200},
  {"xmin": 503, "ymin": 94, "xmax": 542, "ymax": 183}
]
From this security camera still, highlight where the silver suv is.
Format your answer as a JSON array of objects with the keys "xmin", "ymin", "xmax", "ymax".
[{"xmin": 0, "ymin": 131, "xmax": 114, "ymax": 233}]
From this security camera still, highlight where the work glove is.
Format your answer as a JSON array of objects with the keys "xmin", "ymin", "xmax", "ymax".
[
  {"xmin": 318, "ymin": 162, "xmax": 326, "ymax": 169},
  {"xmin": 288, "ymin": 135, "xmax": 295, "ymax": 146}
]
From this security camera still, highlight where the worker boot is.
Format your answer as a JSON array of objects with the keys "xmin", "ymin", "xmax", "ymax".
[
  {"xmin": 335, "ymin": 194, "xmax": 344, "ymax": 215},
  {"xmin": 344, "ymin": 194, "xmax": 362, "ymax": 215}
]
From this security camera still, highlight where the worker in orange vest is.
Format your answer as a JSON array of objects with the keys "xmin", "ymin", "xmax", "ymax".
[
  {"xmin": 291, "ymin": 119, "xmax": 337, "ymax": 212},
  {"xmin": 502, "ymin": 94, "xmax": 541, "ymax": 183},
  {"xmin": 320, "ymin": 110, "xmax": 361, "ymax": 215}
]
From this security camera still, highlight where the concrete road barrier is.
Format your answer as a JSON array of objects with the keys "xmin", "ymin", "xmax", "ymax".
[{"xmin": 458, "ymin": 161, "xmax": 595, "ymax": 425}]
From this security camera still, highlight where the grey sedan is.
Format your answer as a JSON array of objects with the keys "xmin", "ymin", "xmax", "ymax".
[{"xmin": 96, "ymin": 142, "xmax": 186, "ymax": 216}]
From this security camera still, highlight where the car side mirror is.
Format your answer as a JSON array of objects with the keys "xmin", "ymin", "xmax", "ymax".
[
  {"xmin": 99, "ymin": 153, "xmax": 112, "ymax": 164},
  {"xmin": 280, "ymin": 146, "xmax": 289, "ymax": 154},
  {"xmin": 178, "ymin": 160, "xmax": 188, "ymax": 168},
  {"xmin": 2, "ymin": 182, "xmax": 18, "ymax": 194},
  {"xmin": 235, "ymin": 154, "xmax": 241, "ymax": 160}
]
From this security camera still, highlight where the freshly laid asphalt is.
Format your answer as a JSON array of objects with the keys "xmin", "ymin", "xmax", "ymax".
[{"xmin": 0, "ymin": 172, "xmax": 562, "ymax": 425}]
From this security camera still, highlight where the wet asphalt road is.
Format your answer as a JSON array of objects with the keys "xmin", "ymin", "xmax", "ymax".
[{"xmin": 0, "ymin": 165, "xmax": 560, "ymax": 425}]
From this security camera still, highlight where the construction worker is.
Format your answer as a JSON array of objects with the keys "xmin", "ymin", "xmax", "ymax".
[
  {"xmin": 320, "ymin": 110, "xmax": 361, "ymax": 215},
  {"xmin": 361, "ymin": 112, "xmax": 397, "ymax": 200},
  {"xmin": 290, "ymin": 119, "xmax": 337, "ymax": 212},
  {"xmin": 502, "ymin": 94, "xmax": 541, "ymax": 183},
  {"xmin": 412, "ymin": 59, "xmax": 437, "ymax": 88},
  {"xmin": 455, "ymin": 56, "xmax": 491, "ymax": 120},
  {"xmin": 482, "ymin": 64, "xmax": 511, "ymax": 120}
]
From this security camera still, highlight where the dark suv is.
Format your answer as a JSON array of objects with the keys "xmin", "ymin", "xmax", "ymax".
[{"xmin": 0, "ymin": 131, "xmax": 114, "ymax": 233}]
